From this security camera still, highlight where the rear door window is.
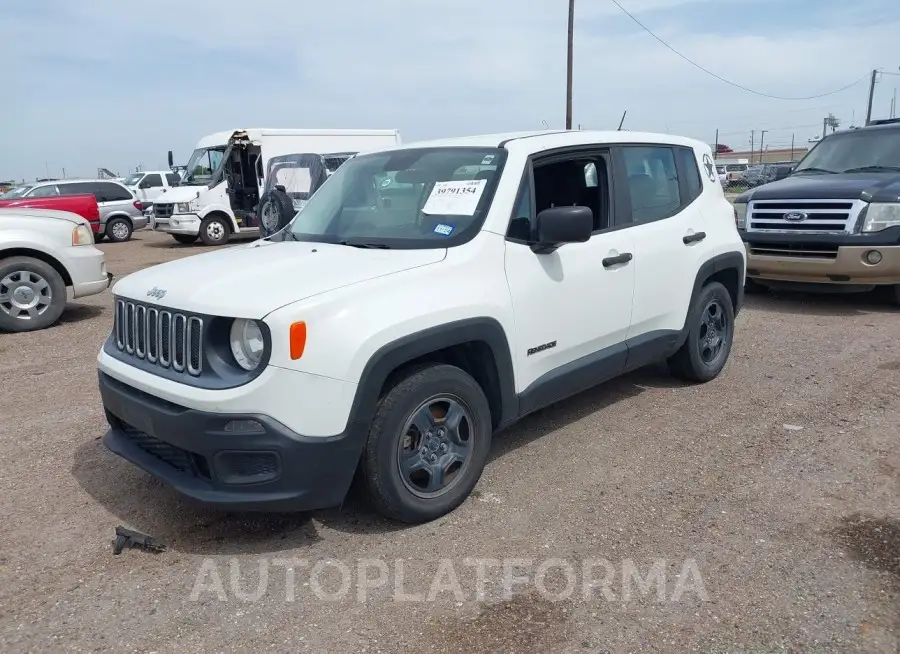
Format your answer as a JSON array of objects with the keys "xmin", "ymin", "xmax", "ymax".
[{"xmin": 96, "ymin": 182, "xmax": 133, "ymax": 202}]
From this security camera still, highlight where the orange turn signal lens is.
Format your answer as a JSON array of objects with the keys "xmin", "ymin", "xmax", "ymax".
[{"xmin": 289, "ymin": 321, "xmax": 307, "ymax": 360}]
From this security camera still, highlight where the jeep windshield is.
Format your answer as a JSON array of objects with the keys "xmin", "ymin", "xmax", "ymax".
[
  {"xmin": 280, "ymin": 147, "xmax": 507, "ymax": 249},
  {"xmin": 794, "ymin": 129, "xmax": 900, "ymax": 175},
  {"xmin": 181, "ymin": 147, "xmax": 225, "ymax": 186}
]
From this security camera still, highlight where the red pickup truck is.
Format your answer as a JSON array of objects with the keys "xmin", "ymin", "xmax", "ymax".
[{"xmin": 0, "ymin": 194, "xmax": 101, "ymax": 234}]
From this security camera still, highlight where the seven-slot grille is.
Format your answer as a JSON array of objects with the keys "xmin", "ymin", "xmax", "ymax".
[
  {"xmin": 747, "ymin": 199, "xmax": 858, "ymax": 233},
  {"xmin": 154, "ymin": 203, "xmax": 174, "ymax": 219},
  {"xmin": 114, "ymin": 299, "xmax": 203, "ymax": 375}
]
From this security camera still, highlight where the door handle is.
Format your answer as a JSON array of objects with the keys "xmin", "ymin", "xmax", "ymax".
[
  {"xmin": 602, "ymin": 252, "xmax": 633, "ymax": 268},
  {"xmin": 683, "ymin": 231, "xmax": 707, "ymax": 244}
]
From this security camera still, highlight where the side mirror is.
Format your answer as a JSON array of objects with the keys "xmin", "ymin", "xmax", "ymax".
[
  {"xmin": 167, "ymin": 150, "xmax": 174, "ymax": 168},
  {"xmin": 532, "ymin": 206, "xmax": 593, "ymax": 253}
]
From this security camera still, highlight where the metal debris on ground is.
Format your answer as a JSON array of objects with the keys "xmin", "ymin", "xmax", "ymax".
[{"xmin": 112, "ymin": 526, "xmax": 167, "ymax": 555}]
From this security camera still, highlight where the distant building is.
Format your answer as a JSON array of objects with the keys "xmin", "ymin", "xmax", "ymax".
[{"xmin": 716, "ymin": 147, "xmax": 809, "ymax": 165}]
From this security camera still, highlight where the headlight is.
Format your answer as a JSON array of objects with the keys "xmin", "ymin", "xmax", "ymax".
[
  {"xmin": 734, "ymin": 202, "xmax": 747, "ymax": 229},
  {"xmin": 229, "ymin": 318, "xmax": 266, "ymax": 371},
  {"xmin": 72, "ymin": 224, "xmax": 93, "ymax": 246},
  {"xmin": 861, "ymin": 203, "xmax": 900, "ymax": 233},
  {"xmin": 176, "ymin": 202, "xmax": 193, "ymax": 213}
]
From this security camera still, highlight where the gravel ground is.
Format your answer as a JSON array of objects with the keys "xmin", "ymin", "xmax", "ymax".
[{"xmin": 1, "ymin": 230, "xmax": 899, "ymax": 653}]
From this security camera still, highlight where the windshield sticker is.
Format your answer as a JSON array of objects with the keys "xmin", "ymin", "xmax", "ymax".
[
  {"xmin": 422, "ymin": 179, "xmax": 487, "ymax": 216},
  {"xmin": 433, "ymin": 223, "xmax": 454, "ymax": 236},
  {"xmin": 481, "ymin": 155, "xmax": 495, "ymax": 165}
]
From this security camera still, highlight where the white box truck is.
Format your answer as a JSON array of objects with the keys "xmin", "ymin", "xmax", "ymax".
[{"xmin": 150, "ymin": 128, "xmax": 402, "ymax": 245}]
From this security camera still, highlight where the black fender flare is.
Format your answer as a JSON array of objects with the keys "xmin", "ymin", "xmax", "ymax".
[
  {"xmin": 344, "ymin": 318, "xmax": 518, "ymax": 437},
  {"xmin": 679, "ymin": 250, "xmax": 746, "ymax": 341}
]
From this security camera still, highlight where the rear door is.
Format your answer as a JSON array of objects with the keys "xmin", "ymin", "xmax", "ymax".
[{"xmin": 613, "ymin": 144, "xmax": 713, "ymax": 354}]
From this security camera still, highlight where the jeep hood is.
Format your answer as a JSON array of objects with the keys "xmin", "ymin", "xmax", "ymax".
[
  {"xmin": 739, "ymin": 172, "xmax": 900, "ymax": 203},
  {"xmin": 112, "ymin": 240, "xmax": 446, "ymax": 318}
]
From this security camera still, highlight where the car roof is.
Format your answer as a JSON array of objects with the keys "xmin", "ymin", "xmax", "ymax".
[
  {"xmin": 32, "ymin": 178, "xmax": 126, "ymax": 186},
  {"xmin": 125, "ymin": 170, "xmax": 175, "ymax": 175},
  {"xmin": 372, "ymin": 130, "xmax": 709, "ymax": 156}
]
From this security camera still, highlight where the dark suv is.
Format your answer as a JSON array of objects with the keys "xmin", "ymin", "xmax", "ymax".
[{"xmin": 733, "ymin": 119, "xmax": 900, "ymax": 303}]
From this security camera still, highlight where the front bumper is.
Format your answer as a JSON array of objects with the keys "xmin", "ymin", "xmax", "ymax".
[
  {"xmin": 99, "ymin": 371, "xmax": 367, "ymax": 511},
  {"xmin": 741, "ymin": 229, "xmax": 900, "ymax": 285},
  {"xmin": 152, "ymin": 213, "xmax": 200, "ymax": 235},
  {"xmin": 67, "ymin": 246, "xmax": 112, "ymax": 299}
]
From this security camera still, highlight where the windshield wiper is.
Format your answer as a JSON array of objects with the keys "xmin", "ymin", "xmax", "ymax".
[
  {"xmin": 793, "ymin": 167, "xmax": 836, "ymax": 175},
  {"xmin": 841, "ymin": 165, "xmax": 900, "ymax": 174},
  {"xmin": 339, "ymin": 240, "xmax": 391, "ymax": 249}
]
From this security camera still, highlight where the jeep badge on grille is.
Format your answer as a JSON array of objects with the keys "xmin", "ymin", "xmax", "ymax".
[{"xmin": 147, "ymin": 287, "xmax": 167, "ymax": 299}]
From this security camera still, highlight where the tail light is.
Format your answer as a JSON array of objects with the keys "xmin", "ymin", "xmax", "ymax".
[{"xmin": 133, "ymin": 200, "xmax": 143, "ymax": 211}]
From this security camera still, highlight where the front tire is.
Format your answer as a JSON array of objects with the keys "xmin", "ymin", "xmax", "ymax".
[
  {"xmin": 172, "ymin": 234, "xmax": 199, "ymax": 245},
  {"xmin": 360, "ymin": 364, "xmax": 493, "ymax": 523},
  {"xmin": 105, "ymin": 217, "xmax": 133, "ymax": 243},
  {"xmin": 199, "ymin": 214, "xmax": 230, "ymax": 246},
  {"xmin": 668, "ymin": 281, "xmax": 735, "ymax": 383},
  {"xmin": 0, "ymin": 257, "xmax": 67, "ymax": 332}
]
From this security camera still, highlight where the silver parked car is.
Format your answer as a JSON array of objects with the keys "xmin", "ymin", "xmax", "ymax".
[{"xmin": 0, "ymin": 179, "xmax": 147, "ymax": 242}]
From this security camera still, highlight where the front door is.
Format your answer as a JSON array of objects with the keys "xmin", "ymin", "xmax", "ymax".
[
  {"xmin": 504, "ymin": 149, "xmax": 635, "ymax": 413},
  {"xmin": 137, "ymin": 173, "xmax": 165, "ymax": 206}
]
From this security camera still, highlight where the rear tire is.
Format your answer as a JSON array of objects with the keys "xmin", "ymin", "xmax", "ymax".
[
  {"xmin": 0, "ymin": 256, "xmax": 67, "ymax": 332},
  {"xmin": 105, "ymin": 217, "xmax": 133, "ymax": 243},
  {"xmin": 893, "ymin": 284, "xmax": 900, "ymax": 307},
  {"xmin": 668, "ymin": 281, "xmax": 735, "ymax": 383},
  {"xmin": 172, "ymin": 234, "xmax": 199, "ymax": 245},
  {"xmin": 360, "ymin": 364, "xmax": 493, "ymax": 523},
  {"xmin": 199, "ymin": 214, "xmax": 230, "ymax": 246}
]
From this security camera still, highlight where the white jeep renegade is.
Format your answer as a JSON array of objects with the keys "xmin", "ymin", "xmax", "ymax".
[{"xmin": 98, "ymin": 130, "xmax": 746, "ymax": 524}]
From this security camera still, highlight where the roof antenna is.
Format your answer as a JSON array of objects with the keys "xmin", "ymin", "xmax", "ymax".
[
  {"xmin": 617, "ymin": 110, "xmax": 627, "ymax": 130},
  {"xmin": 541, "ymin": 120, "xmax": 549, "ymax": 129}
]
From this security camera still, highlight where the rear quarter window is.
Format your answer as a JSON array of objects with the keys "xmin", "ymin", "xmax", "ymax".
[{"xmin": 97, "ymin": 182, "xmax": 133, "ymax": 202}]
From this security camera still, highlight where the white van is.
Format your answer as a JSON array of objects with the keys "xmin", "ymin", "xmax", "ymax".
[{"xmin": 150, "ymin": 128, "xmax": 402, "ymax": 245}]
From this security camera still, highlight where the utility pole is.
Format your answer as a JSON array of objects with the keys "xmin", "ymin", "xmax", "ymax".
[
  {"xmin": 759, "ymin": 130, "xmax": 768, "ymax": 163},
  {"xmin": 790, "ymin": 133, "xmax": 795, "ymax": 161},
  {"xmin": 865, "ymin": 69, "xmax": 877, "ymax": 126},
  {"xmin": 750, "ymin": 130, "xmax": 754, "ymax": 164},
  {"xmin": 565, "ymin": 0, "xmax": 575, "ymax": 130},
  {"xmin": 714, "ymin": 129, "xmax": 719, "ymax": 158}
]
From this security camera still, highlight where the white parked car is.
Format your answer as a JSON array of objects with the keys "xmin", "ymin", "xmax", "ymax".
[
  {"xmin": 97, "ymin": 130, "xmax": 746, "ymax": 523},
  {"xmin": 0, "ymin": 208, "xmax": 112, "ymax": 332}
]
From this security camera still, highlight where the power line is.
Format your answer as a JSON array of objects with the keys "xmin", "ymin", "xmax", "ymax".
[{"xmin": 608, "ymin": 0, "xmax": 871, "ymax": 100}]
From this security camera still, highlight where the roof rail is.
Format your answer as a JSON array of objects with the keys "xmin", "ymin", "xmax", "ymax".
[{"xmin": 867, "ymin": 118, "xmax": 900, "ymax": 126}]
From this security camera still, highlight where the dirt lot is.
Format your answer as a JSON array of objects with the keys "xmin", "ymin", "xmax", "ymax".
[{"xmin": 1, "ymin": 230, "xmax": 899, "ymax": 653}]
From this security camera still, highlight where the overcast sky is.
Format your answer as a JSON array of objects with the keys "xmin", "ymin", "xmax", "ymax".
[{"xmin": 2, "ymin": 0, "xmax": 898, "ymax": 180}]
